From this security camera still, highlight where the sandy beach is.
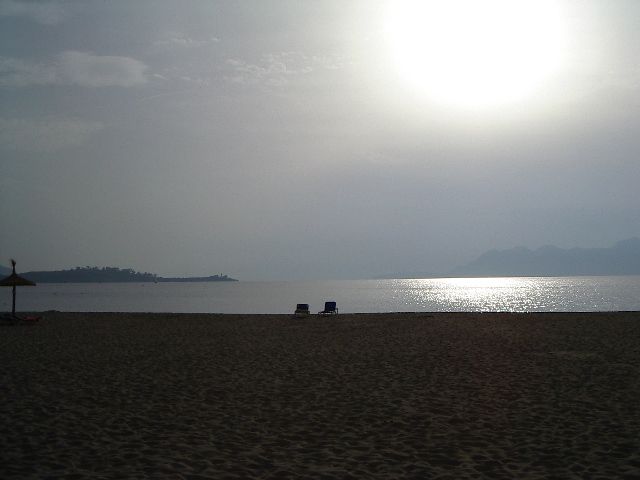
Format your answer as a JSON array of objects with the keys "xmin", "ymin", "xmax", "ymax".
[{"xmin": 1, "ymin": 312, "xmax": 639, "ymax": 479}]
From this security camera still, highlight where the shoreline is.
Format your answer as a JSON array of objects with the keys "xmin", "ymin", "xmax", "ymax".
[{"xmin": 2, "ymin": 311, "xmax": 639, "ymax": 478}]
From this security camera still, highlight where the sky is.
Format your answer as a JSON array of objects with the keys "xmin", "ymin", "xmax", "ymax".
[{"xmin": 1, "ymin": 0, "xmax": 639, "ymax": 280}]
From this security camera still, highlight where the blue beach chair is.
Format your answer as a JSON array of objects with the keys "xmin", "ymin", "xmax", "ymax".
[
  {"xmin": 318, "ymin": 301, "xmax": 338, "ymax": 315},
  {"xmin": 294, "ymin": 303, "xmax": 310, "ymax": 318}
]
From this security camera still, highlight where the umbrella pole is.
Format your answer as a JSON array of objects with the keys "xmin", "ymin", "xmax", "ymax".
[{"xmin": 12, "ymin": 285, "xmax": 16, "ymax": 315}]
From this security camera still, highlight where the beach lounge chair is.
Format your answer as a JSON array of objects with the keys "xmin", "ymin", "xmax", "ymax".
[
  {"xmin": 0, "ymin": 313, "xmax": 40, "ymax": 325},
  {"xmin": 294, "ymin": 303, "xmax": 310, "ymax": 318},
  {"xmin": 318, "ymin": 301, "xmax": 338, "ymax": 315},
  {"xmin": 20, "ymin": 315, "xmax": 40, "ymax": 324}
]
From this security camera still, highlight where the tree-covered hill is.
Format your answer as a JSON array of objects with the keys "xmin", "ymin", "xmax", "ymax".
[{"xmin": 8, "ymin": 266, "xmax": 237, "ymax": 283}]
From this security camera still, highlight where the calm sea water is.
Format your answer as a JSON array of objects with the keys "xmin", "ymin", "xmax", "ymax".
[{"xmin": 6, "ymin": 276, "xmax": 640, "ymax": 314}]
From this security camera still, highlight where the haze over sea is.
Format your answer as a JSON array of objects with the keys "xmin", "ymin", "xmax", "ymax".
[{"xmin": 9, "ymin": 276, "xmax": 640, "ymax": 314}]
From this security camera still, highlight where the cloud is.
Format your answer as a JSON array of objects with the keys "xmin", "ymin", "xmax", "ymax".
[
  {"xmin": 56, "ymin": 51, "xmax": 147, "ymax": 87},
  {"xmin": 155, "ymin": 33, "xmax": 220, "ymax": 48},
  {"xmin": 0, "ymin": 0, "xmax": 66, "ymax": 25},
  {"xmin": 0, "ymin": 51, "xmax": 148, "ymax": 87},
  {"xmin": 225, "ymin": 52, "xmax": 347, "ymax": 87},
  {"xmin": 0, "ymin": 117, "xmax": 103, "ymax": 152}
]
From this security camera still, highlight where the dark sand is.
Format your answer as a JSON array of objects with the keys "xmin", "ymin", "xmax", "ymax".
[{"xmin": 1, "ymin": 312, "xmax": 639, "ymax": 479}]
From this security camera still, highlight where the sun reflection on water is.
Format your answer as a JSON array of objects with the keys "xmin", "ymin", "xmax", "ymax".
[{"xmin": 394, "ymin": 277, "xmax": 568, "ymax": 312}]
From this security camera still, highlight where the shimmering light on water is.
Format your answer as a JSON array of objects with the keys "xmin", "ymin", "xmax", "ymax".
[
  {"xmin": 395, "ymin": 277, "xmax": 578, "ymax": 311},
  {"xmin": 7, "ymin": 276, "xmax": 640, "ymax": 314}
]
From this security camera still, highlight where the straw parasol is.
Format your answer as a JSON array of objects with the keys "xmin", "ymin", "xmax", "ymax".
[{"xmin": 0, "ymin": 260, "xmax": 36, "ymax": 316}]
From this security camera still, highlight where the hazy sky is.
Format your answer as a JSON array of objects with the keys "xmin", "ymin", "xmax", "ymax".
[{"xmin": 1, "ymin": 0, "xmax": 639, "ymax": 280}]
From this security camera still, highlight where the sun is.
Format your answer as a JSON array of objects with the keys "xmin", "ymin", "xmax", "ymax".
[{"xmin": 383, "ymin": 0, "xmax": 566, "ymax": 108}]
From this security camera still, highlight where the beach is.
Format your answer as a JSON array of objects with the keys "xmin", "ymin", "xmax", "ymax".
[{"xmin": 1, "ymin": 312, "xmax": 639, "ymax": 479}]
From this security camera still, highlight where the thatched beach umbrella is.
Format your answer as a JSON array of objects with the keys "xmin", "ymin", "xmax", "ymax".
[{"xmin": 0, "ymin": 260, "xmax": 36, "ymax": 316}]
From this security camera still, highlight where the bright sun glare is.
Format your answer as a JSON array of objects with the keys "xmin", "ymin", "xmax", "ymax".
[{"xmin": 384, "ymin": 0, "xmax": 566, "ymax": 108}]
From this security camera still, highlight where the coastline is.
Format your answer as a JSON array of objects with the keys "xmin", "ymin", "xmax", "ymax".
[{"xmin": 2, "ymin": 311, "xmax": 639, "ymax": 478}]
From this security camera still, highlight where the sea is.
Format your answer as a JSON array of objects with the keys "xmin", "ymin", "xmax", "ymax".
[{"xmin": 6, "ymin": 276, "xmax": 640, "ymax": 314}]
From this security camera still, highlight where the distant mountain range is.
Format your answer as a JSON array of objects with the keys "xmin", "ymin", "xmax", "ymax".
[
  {"xmin": 452, "ymin": 238, "xmax": 640, "ymax": 277},
  {"xmin": 0, "ymin": 266, "xmax": 237, "ymax": 283},
  {"xmin": 375, "ymin": 238, "xmax": 640, "ymax": 279}
]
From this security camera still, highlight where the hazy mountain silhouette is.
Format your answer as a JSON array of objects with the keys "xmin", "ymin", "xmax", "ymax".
[
  {"xmin": 452, "ymin": 238, "xmax": 640, "ymax": 277},
  {"xmin": 0, "ymin": 266, "xmax": 237, "ymax": 283}
]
